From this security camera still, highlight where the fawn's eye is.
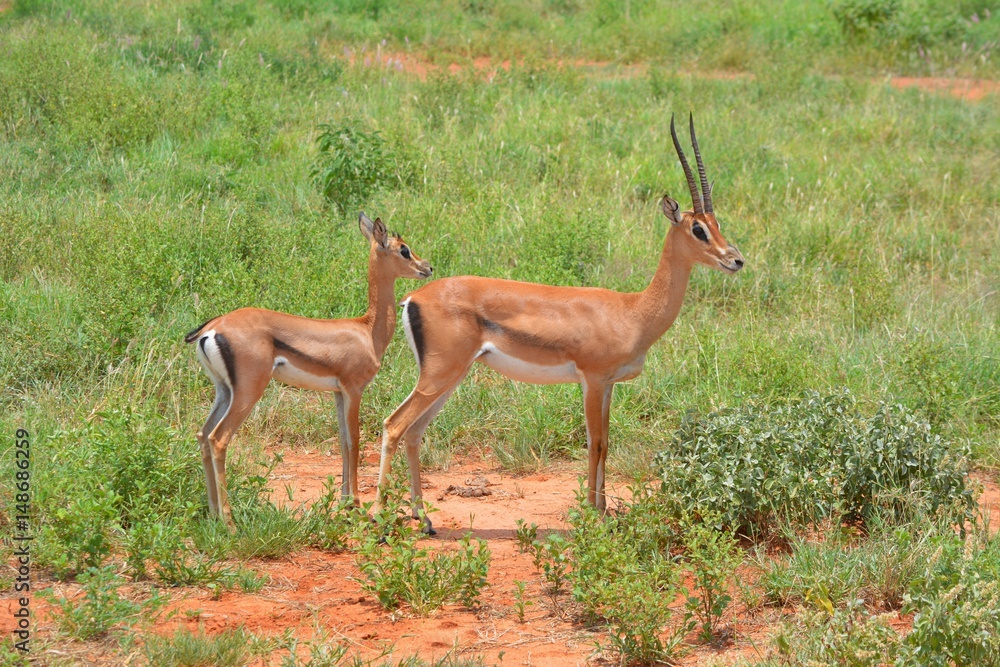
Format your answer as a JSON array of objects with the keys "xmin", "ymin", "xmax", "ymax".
[
  {"xmin": 400, "ymin": 246, "xmax": 411, "ymax": 259},
  {"xmin": 692, "ymin": 223, "xmax": 708, "ymax": 242}
]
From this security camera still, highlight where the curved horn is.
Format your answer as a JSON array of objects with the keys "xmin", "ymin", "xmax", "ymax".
[
  {"xmin": 689, "ymin": 113, "xmax": 713, "ymax": 214},
  {"xmin": 670, "ymin": 113, "xmax": 703, "ymax": 214}
]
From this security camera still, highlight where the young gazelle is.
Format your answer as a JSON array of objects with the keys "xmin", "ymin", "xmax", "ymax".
[
  {"xmin": 186, "ymin": 213, "xmax": 432, "ymax": 526},
  {"xmin": 377, "ymin": 115, "xmax": 745, "ymax": 533}
]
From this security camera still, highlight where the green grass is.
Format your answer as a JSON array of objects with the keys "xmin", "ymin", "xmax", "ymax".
[{"xmin": 0, "ymin": 1, "xmax": 997, "ymax": 663}]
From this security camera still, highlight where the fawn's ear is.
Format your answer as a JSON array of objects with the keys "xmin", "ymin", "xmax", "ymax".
[
  {"xmin": 359, "ymin": 212, "xmax": 388, "ymax": 247},
  {"xmin": 660, "ymin": 195, "xmax": 683, "ymax": 224}
]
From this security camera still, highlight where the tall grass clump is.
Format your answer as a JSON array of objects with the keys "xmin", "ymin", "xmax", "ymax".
[{"xmin": 655, "ymin": 390, "xmax": 974, "ymax": 539}]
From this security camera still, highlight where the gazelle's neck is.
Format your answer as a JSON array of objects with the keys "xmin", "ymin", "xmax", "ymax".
[
  {"xmin": 362, "ymin": 250, "xmax": 398, "ymax": 358},
  {"xmin": 635, "ymin": 227, "xmax": 695, "ymax": 349}
]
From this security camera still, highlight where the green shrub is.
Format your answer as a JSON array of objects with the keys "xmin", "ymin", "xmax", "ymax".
[
  {"xmin": 831, "ymin": 0, "xmax": 899, "ymax": 36},
  {"xmin": 682, "ymin": 514, "xmax": 741, "ymax": 642},
  {"xmin": 898, "ymin": 533, "xmax": 1000, "ymax": 665},
  {"xmin": 312, "ymin": 123, "xmax": 404, "ymax": 213},
  {"xmin": 36, "ymin": 486, "xmax": 120, "ymax": 579},
  {"xmin": 565, "ymin": 490, "xmax": 690, "ymax": 664},
  {"xmin": 655, "ymin": 390, "xmax": 974, "ymax": 538}
]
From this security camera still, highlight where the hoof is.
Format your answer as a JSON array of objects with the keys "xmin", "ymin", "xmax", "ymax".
[{"xmin": 421, "ymin": 521, "xmax": 436, "ymax": 536}]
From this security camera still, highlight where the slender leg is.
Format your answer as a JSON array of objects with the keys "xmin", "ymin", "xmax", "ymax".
[
  {"xmin": 197, "ymin": 383, "xmax": 232, "ymax": 516},
  {"xmin": 334, "ymin": 392, "xmax": 350, "ymax": 499},
  {"xmin": 376, "ymin": 362, "xmax": 474, "ymax": 528},
  {"xmin": 596, "ymin": 383, "xmax": 614, "ymax": 512},
  {"xmin": 582, "ymin": 378, "xmax": 612, "ymax": 512},
  {"xmin": 402, "ymin": 383, "xmax": 463, "ymax": 534},
  {"xmin": 207, "ymin": 376, "xmax": 270, "ymax": 527},
  {"xmin": 341, "ymin": 387, "xmax": 363, "ymax": 503}
]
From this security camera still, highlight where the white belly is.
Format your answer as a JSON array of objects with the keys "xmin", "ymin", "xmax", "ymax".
[
  {"xmin": 272, "ymin": 357, "xmax": 341, "ymax": 391},
  {"xmin": 477, "ymin": 343, "xmax": 579, "ymax": 385}
]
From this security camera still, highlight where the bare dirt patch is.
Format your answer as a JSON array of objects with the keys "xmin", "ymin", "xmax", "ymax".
[
  {"xmin": 889, "ymin": 77, "xmax": 1000, "ymax": 102},
  {"xmin": 348, "ymin": 49, "xmax": 998, "ymax": 102}
]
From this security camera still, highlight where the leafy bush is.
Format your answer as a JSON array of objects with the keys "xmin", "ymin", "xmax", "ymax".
[
  {"xmin": 831, "ymin": 0, "xmax": 899, "ymax": 36},
  {"xmin": 655, "ymin": 390, "xmax": 974, "ymax": 538},
  {"xmin": 898, "ymin": 533, "xmax": 1000, "ymax": 665},
  {"xmin": 312, "ymin": 123, "xmax": 404, "ymax": 213},
  {"xmin": 565, "ymin": 490, "xmax": 690, "ymax": 664},
  {"xmin": 37, "ymin": 486, "xmax": 120, "ymax": 579}
]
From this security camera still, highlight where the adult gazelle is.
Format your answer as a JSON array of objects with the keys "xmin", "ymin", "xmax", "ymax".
[
  {"xmin": 377, "ymin": 115, "xmax": 745, "ymax": 533},
  {"xmin": 186, "ymin": 213, "xmax": 432, "ymax": 526}
]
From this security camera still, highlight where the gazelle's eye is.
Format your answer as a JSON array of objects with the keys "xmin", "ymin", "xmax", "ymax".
[
  {"xmin": 400, "ymin": 246, "xmax": 411, "ymax": 259},
  {"xmin": 691, "ymin": 223, "xmax": 708, "ymax": 242}
]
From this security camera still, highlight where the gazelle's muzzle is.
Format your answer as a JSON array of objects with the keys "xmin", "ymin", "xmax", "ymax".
[{"xmin": 719, "ymin": 245, "xmax": 745, "ymax": 273}]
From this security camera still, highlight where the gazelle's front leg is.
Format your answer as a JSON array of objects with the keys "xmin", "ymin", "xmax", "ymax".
[
  {"xmin": 582, "ymin": 378, "xmax": 614, "ymax": 512},
  {"xmin": 335, "ymin": 388, "xmax": 364, "ymax": 503}
]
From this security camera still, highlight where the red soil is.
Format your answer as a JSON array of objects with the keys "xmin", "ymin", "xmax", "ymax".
[{"xmin": 5, "ymin": 450, "xmax": 998, "ymax": 665}]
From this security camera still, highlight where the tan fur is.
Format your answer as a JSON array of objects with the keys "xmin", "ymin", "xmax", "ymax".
[
  {"xmin": 189, "ymin": 214, "xmax": 432, "ymax": 527},
  {"xmin": 378, "ymin": 201, "xmax": 745, "ymax": 532}
]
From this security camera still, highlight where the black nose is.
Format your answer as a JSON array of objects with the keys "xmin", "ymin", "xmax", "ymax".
[{"xmin": 734, "ymin": 258, "xmax": 744, "ymax": 268}]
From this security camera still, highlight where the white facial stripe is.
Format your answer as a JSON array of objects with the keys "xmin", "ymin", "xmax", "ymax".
[
  {"xmin": 272, "ymin": 357, "xmax": 341, "ymax": 391},
  {"xmin": 477, "ymin": 342, "xmax": 578, "ymax": 385},
  {"xmin": 400, "ymin": 297, "xmax": 420, "ymax": 370}
]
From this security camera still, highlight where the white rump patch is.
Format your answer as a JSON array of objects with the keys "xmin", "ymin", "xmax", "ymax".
[
  {"xmin": 400, "ymin": 297, "xmax": 420, "ymax": 369},
  {"xmin": 477, "ymin": 342, "xmax": 579, "ymax": 385},
  {"xmin": 272, "ymin": 356, "xmax": 342, "ymax": 391},
  {"xmin": 196, "ymin": 330, "xmax": 232, "ymax": 389}
]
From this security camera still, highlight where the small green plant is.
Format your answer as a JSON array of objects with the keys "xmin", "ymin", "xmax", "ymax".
[
  {"xmin": 351, "ymin": 484, "xmax": 490, "ymax": 615},
  {"xmin": 563, "ymin": 490, "xmax": 691, "ymax": 665},
  {"xmin": 682, "ymin": 515, "xmax": 741, "ymax": 642},
  {"xmin": 514, "ymin": 519, "xmax": 538, "ymax": 553},
  {"xmin": 305, "ymin": 476, "xmax": 355, "ymax": 552},
  {"xmin": 512, "ymin": 580, "xmax": 532, "ymax": 622},
  {"xmin": 312, "ymin": 123, "xmax": 401, "ymax": 213},
  {"xmin": 40, "ymin": 565, "xmax": 167, "ymax": 641},
  {"xmin": 529, "ymin": 532, "xmax": 571, "ymax": 596},
  {"xmin": 37, "ymin": 486, "xmax": 120, "ymax": 579},
  {"xmin": 229, "ymin": 567, "xmax": 270, "ymax": 594}
]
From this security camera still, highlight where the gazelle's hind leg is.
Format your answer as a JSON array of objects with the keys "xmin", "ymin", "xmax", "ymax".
[
  {"xmin": 197, "ymin": 383, "xmax": 232, "ymax": 516},
  {"xmin": 206, "ymin": 373, "xmax": 270, "ymax": 526},
  {"xmin": 377, "ymin": 362, "xmax": 475, "ymax": 533},
  {"xmin": 400, "ymin": 379, "xmax": 466, "ymax": 533}
]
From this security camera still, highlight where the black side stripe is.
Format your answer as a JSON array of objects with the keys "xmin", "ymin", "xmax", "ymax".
[
  {"xmin": 273, "ymin": 337, "xmax": 326, "ymax": 368},
  {"xmin": 408, "ymin": 301, "xmax": 426, "ymax": 366},
  {"xmin": 214, "ymin": 333, "xmax": 238, "ymax": 387},
  {"xmin": 477, "ymin": 315, "xmax": 561, "ymax": 351}
]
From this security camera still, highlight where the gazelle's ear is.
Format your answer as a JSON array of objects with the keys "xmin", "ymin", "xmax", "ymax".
[
  {"xmin": 372, "ymin": 217, "xmax": 389, "ymax": 248},
  {"xmin": 359, "ymin": 212, "xmax": 375, "ymax": 241},
  {"xmin": 660, "ymin": 195, "xmax": 683, "ymax": 224}
]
